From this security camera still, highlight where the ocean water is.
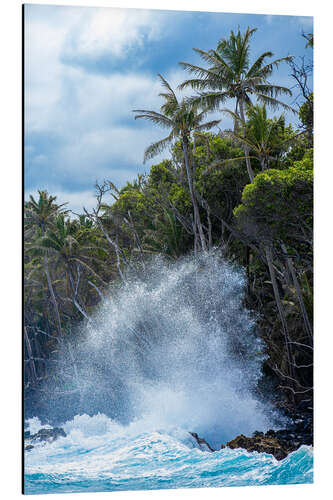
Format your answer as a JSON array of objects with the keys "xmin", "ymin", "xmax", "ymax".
[
  {"xmin": 24, "ymin": 414, "xmax": 313, "ymax": 494},
  {"xmin": 24, "ymin": 255, "xmax": 313, "ymax": 494}
]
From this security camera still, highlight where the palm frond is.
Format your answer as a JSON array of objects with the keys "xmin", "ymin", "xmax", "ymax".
[
  {"xmin": 186, "ymin": 91, "xmax": 230, "ymax": 111},
  {"xmin": 194, "ymin": 119, "xmax": 221, "ymax": 132},
  {"xmin": 157, "ymin": 74, "xmax": 178, "ymax": 101},
  {"xmin": 220, "ymin": 108, "xmax": 245, "ymax": 124},
  {"xmin": 143, "ymin": 133, "xmax": 174, "ymax": 162},
  {"xmin": 204, "ymin": 156, "xmax": 255, "ymax": 174},
  {"xmin": 192, "ymin": 47, "xmax": 224, "ymax": 67},
  {"xmin": 223, "ymin": 130, "xmax": 258, "ymax": 151},
  {"xmin": 72, "ymin": 258, "xmax": 108, "ymax": 285},
  {"xmin": 254, "ymin": 56, "xmax": 293, "ymax": 78},
  {"xmin": 178, "ymin": 62, "xmax": 219, "ymax": 82},
  {"xmin": 255, "ymin": 83, "xmax": 292, "ymax": 98},
  {"xmin": 133, "ymin": 110, "xmax": 173, "ymax": 128},
  {"xmin": 255, "ymin": 93, "xmax": 297, "ymax": 113},
  {"xmin": 247, "ymin": 51, "xmax": 274, "ymax": 76}
]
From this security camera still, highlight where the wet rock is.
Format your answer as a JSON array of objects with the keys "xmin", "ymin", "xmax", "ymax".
[
  {"xmin": 220, "ymin": 418, "xmax": 313, "ymax": 461},
  {"xmin": 252, "ymin": 431, "xmax": 264, "ymax": 438},
  {"xmin": 225, "ymin": 434, "xmax": 289, "ymax": 460},
  {"xmin": 216, "ymin": 400, "xmax": 313, "ymax": 461},
  {"xmin": 26, "ymin": 427, "xmax": 66, "ymax": 444},
  {"xmin": 189, "ymin": 432, "xmax": 214, "ymax": 452},
  {"xmin": 25, "ymin": 445, "xmax": 34, "ymax": 452}
]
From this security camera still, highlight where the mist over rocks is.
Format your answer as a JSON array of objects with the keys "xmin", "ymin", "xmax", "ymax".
[{"xmin": 25, "ymin": 427, "xmax": 67, "ymax": 451}]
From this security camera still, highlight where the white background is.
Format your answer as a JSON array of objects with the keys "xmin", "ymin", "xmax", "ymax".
[{"xmin": 1, "ymin": 0, "xmax": 331, "ymax": 499}]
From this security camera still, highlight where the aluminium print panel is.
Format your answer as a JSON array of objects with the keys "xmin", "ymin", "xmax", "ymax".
[{"xmin": 23, "ymin": 3, "xmax": 313, "ymax": 494}]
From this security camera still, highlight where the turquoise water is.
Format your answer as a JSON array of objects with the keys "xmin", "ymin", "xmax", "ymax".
[{"xmin": 24, "ymin": 414, "xmax": 313, "ymax": 494}]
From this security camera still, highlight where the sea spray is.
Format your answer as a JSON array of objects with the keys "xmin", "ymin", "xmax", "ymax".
[{"xmin": 34, "ymin": 252, "xmax": 281, "ymax": 447}]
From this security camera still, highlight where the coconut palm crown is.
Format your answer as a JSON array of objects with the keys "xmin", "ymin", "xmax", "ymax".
[
  {"xmin": 179, "ymin": 27, "xmax": 294, "ymax": 119},
  {"xmin": 133, "ymin": 73, "xmax": 220, "ymax": 162}
]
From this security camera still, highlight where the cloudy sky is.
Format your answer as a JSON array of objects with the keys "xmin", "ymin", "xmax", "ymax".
[{"xmin": 24, "ymin": 4, "xmax": 313, "ymax": 213}]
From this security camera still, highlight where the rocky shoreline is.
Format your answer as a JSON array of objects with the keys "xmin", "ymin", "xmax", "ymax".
[
  {"xmin": 25, "ymin": 402, "xmax": 313, "ymax": 461},
  {"xmin": 192, "ymin": 402, "xmax": 313, "ymax": 460}
]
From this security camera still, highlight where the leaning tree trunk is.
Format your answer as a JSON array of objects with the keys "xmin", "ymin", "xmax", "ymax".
[
  {"xmin": 265, "ymin": 246, "xmax": 297, "ymax": 399},
  {"xmin": 66, "ymin": 263, "xmax": 91, "ymax": 321},
  {"xmin": 182, "ymin": 136, "xmax": 207, "ymax": 252},
  {"xmin": 281, "ymin": 243, "xmax": 313, "ymax": 344},
  {"xmin": 24, "ymin": 326, "xmax": 37, "ymax": 385},
  {"xmin": 44, "ymin": 256, "xmax": 63, "ymax": 338}
]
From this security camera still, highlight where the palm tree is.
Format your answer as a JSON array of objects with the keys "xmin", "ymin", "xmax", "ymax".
[
  {"xmin": 34, "ymin": 214, "xmax": 107, "ymax": 320},
  {"xmin": 143, "ymin": 209, "xmax": 187, "ymax": 258},
  {"xmin": 133, "ymin": 74, "xmax": 220, "ymax": 251},
  {"xmin": 25, "ymin": 190, "xmax": 67, "ymax": 236},
  {"xmin": 179, "ymin": 27, "xmax": 294, "ymax": 181},
  {"xmin": 25, "ymin": 191, "xmax": 67, "ymax": 337},
  {"xmin": 211, "ymin": 105, "xmax": 303, "ymax": 172}
]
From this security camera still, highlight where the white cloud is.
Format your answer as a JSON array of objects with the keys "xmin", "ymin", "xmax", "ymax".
[
  {"xmin": 24, "ymin": 5, "xmax": 222, "ymax": 202},
  {"xmin": 26, "ymin": 64, "xmax": 163, "ymax": 134},
  {"xmin": 59, "ymin": 125, "xmax": 162, "ymax": 167},
  {"xmin": 24, "ymin": 5, "xmax": 175, "ymax": 196},
  {"xmin": 54, "ymin": 189, "xmax": 98, "ymax": 215},
  {"xmin": 65, "ymin": 8, "xmax": 164, "ymax": 60},
  {"xmin": 24, "ymin": 5, "xmax": 166, "ymax": 134}
]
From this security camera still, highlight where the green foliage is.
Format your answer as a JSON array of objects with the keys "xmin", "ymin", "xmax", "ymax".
[
  {"xmin": 299, "ymin": 94, "xmax": 313, "ymax": 128},
  {"xmin": 149, "ymin": 160, "xmax": 175, "ymax": 187},
  {"xmin": 143, "ymin": 210, "xmax": 190, "ymax": 258},
  {"xmin": 234, "ymin": 152, "xmax": 313, "ymax": 248}
]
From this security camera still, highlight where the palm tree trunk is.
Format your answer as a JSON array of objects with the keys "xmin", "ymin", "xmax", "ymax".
[
  {"xmin": 238, "ymin": 100, "xmax": 255, "ymax": 182},
  {"xmin": 182, "ymin": 136, "xmax": 207, "ymax": 251}
]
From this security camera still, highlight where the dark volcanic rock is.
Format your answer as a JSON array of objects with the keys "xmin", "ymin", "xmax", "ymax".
[
  {"xmin": 225, "ymin": 433, "xmax": 289, "ymax": 460},
  {"xmin": 189, "ymin": 432, "xmax": 214, "ymax": 452},
  {"xmin": 25, "ymin": 444, "xmax": 34, "ymax": 452},
  {"xmin": 219, "ymin": 401, "xmax": 313, "ymax": 461},
  {"xmin": 26, "ymin": 427, "xmax": 67, "ymax": 444},
  {"xmin": 221, "ymin": 418, "xmax": 313, "ymax": 461}
]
